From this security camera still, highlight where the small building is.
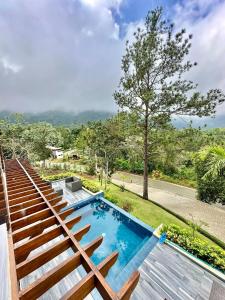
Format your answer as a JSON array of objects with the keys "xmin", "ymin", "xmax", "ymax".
[{"xmin": 46, "ymin": 146, "xmax": 63, "ymax": 159}]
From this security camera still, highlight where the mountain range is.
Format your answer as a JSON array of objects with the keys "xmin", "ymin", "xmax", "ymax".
[
  {"xmin": 0, "ymin": 110, "xmax": 113, "ymax": 126},
  {"xmin": 0, "ymin": 110, "xmax": 224, "ymax": 128}
]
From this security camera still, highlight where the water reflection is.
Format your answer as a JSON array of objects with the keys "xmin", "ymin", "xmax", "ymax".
[{"xmin": 90, "ymin": 201, "xmax": 110, "ymax": 219}]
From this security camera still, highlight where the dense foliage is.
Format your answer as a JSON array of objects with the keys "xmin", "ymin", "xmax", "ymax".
[
  {"xmin": 162, "ymin": 224, "xmax": 225, "ymax": 273},
  {"xmin": 195, "ymin": 146, "xmax": 225, "ymax": 204},
  {"xmin": 0, "ymin": 115, "xmax": 79, "ymax": 160},
  {"xmin": 1, "ymin": 111, "xmax": 225, "ymax": 203}
]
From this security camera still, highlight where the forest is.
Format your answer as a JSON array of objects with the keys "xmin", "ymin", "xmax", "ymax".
[{"xmin": 1, "ymin": 111, "xmax": 225, "ymax": 205}]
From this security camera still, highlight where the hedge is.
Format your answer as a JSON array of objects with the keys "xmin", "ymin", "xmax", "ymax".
[
  {"xmin": 162, "ymin": 224, "xmax": 225, "ymax": 273},
  {"xmin": 81, "ymin": 179, "xmax": 100, "ymax": 193},
  {"xmin": 41, "ymin": 172, "xmax": 76, "ymax": 181}
]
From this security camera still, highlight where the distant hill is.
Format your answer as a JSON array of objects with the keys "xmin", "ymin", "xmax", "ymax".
[
  {"xmin": 0, "ymin": 110, "xmax": 224, "ymax": 128},
  {"xmin": 173, "ymin": 115, "xmax": 225, "ymax": 129},
  {"xmin": 0, "ymin": 110, "xmax": 114, "ymax": 126}
]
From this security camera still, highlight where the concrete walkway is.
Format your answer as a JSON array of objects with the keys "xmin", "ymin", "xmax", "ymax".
[{"xmin": 112, "ymin": 172, "xmax": 225, "ymax": 243}]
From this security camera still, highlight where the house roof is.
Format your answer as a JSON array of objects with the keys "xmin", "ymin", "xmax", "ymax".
[{"xmin": 46, "ymin": 145, "xmax": 63, "ymax": 151}]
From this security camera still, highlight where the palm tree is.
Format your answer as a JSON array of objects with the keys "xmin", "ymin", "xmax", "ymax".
[
  {"xmin": 195, "ymin": 146, "xmax": 225, "ymax": 204},
  {"xmin": 202, "ymin": 146, "xmax": 225, "ymax": 179}
]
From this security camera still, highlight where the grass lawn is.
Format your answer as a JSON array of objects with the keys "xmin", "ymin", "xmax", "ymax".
[{"xmin": 159, "ymin": 174, "xmax": 197, "ymax": 188}]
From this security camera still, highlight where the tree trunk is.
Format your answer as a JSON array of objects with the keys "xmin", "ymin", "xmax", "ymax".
[
  {"xmin": 105, "ymin": 160, "xmax": 108, "ymax": 190},
  {"xmin": 94, "ymin": 153, "xmax": 98, "ymax": 173},
  {"xmin": 143, "ymin": 108, "xmax": 149, "ymax": 199},
  {"xmin": 100, "ymin": 167, "xmax": 103, "ymax": 186}
]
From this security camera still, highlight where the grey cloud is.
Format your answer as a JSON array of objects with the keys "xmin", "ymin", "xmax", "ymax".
[
  {"xmin": 0, "ymin": 0, "xmax": 124, "ymax": 112},
  {"xmin": 1, "ymin": 0, "xmax": 225, "ymax": 118},
  {"xmin": 173, "ymin": 0, "xmax": 225, "ymax": 115}
]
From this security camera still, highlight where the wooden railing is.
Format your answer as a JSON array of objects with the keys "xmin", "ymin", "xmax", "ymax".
[{"xmin": 3, "ymin": 158, "xmax": 140, "ymax": 300}]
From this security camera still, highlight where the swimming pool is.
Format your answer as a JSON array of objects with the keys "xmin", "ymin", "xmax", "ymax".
[{"xmin": 65, "ymin": 196, "xmax": 158, "ymax": 291}]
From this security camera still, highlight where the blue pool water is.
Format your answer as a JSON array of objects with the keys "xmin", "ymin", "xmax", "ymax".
[{"xmin": 66, "ymin": 198, "xmax": 157, "ymax": 291}]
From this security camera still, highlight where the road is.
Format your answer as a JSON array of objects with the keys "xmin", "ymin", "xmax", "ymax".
[{"xmin": 112, "ymin": 172, "xmax": 225, "ymax": 243}]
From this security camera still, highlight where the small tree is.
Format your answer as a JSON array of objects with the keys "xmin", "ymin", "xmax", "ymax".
[
  {"xmin": 22, "ymin": 123, "xmax": 62, "ymax": 165},
  {"xmin": 0, "ymin": 114, "xmax": 27, "ymax": 158},
  {"xmin": 76, "ymin": 117, "xmax": 126, "ymax": 188},
  {"xmin": 114, "ymin": 7, "xmax": 225, "ymax": 199},
  {"xmin": 188, "ymin": 214, "xmax": 208, "ymax": 239}
]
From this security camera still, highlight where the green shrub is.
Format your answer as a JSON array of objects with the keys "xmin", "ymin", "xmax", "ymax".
[
  {"xmin": 120, "ymin": 184, "xmax": 125, "ymax": 192},
  {"xmin": 86, "ymin": 161, "xmax": 96, "ymax": 176},
  {"xmin": 115, "ymin": 158, "xmax": 144, "ymax": 174},
  {"xmin": 82, "ymin": 179, "xmax": 119, "ymax": 204},
  {"xmin": 121, "ymin": 199, "xmax": 133, "ymax": 212},
  {"xmin": 82, "ymin": 179, "xmax": 99, "ymax": 193},
  {"xmin": 162, "ymin": 224, "xmax": 225, "ymax": 273},
  {"xmin": 178, "ymin": 166, "xmax": 196, "ymax": 181},
  {"xmin": 130, "ymin": 161, "xmax": 144, "ymax": 174},
  {"xmin": 104, "ymin": 191, "xmax": 118, "ymax": 205},
  {"xmin": 41, "ymin": 172, "xmax": 75, "ymax": 181},
  {"xmin": 194, "ymin": 146, "xmax": 225, "ymax": 204},
  {"xmin": 115, "ymin": 158, "xmax": 130, "ymax": 171},
  {"xmin": 161, "ymin": 164, "xmax": 178, "ymax": 176}
]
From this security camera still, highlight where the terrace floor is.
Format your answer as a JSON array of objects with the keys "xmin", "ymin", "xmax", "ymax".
[
  {"xmin": 133, "ymin": 243, "xmax": 225, "ymax": 300},
  {"xmin": 50, "ymin": 180, "xmax": 225, "ymax": 300},
  {"xmin": 51, "ymin": 179, "xmax": 91, "ymax": 203}
]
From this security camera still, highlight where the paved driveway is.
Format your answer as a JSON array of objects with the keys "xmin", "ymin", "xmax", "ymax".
[{"xmin": 112, "ymin": 172, "xmax": 225, "ymax": 243}]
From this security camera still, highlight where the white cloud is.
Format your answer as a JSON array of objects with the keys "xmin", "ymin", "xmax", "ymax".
[
  {"xmin": 79, "ymin": 0, "xmax": 123, "ymax": 11},
  {"xmin": 0, "ymin": 57, "xmax": 22, "ymax": 74}
]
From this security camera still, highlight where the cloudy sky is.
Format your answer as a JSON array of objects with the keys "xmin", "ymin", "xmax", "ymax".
[{"xmin": 0, "ymin": 0, "xmax": 225, "ymax": 114}]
